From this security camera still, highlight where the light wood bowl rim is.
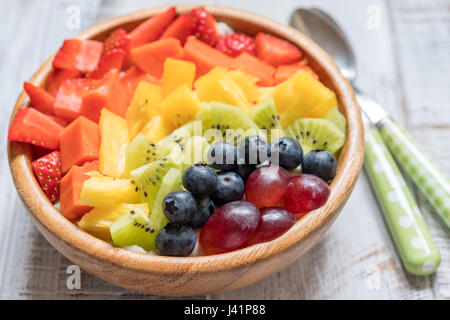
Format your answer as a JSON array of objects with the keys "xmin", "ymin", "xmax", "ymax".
[{"xmin": 7, "ymin": 5, "xmax": 364, "ymax": 277}]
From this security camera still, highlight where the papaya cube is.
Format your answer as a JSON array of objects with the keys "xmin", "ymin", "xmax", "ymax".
[
  {"xmin": 159, "ymin": 84, "xmax": 201, "ymax": 128},
  {"xmin": 234, "ymin": 53, "xmax": 276, "ymax": 87},
  {"xmin": 99, "ymin": 109, "xmax": 129, "ymax": 178},
  {"xmin": 60, "ymin": 161, "xmax": 99, "ymax": 221},
  {"xmin": 54, "ymin": 78, "xmax": 93, "ymax": 122},
  {"xmin": 162, "ymin": 58, "xmax": 196, "ymax": 96},
  {"xmin": 59, "ymin": 116, "xmax": 100, "ymax": 173},
  {"xmin": 131, "ymin": 38, "xmax": 184, "ymax": 78}
]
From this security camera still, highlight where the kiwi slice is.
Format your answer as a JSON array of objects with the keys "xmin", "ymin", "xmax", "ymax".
[
  {"xmin": 130, "ymin": 147, "xmax": 183, "ymax": 209},
  {"xmin": 196, "ymin": 101, "xmax": 264, "ymax": 145},
  {"xmin": 158, "ymin": 121, "xmax": 200, "ymax": 151},
  {"xmin": 285, "ymin": 118, "xmax": 345, "ymax": 155},
  {"xmin": 110, "ymin": 207, "xmax": 155, "ymax": 251},
  {"xmin": 182, "ymin": 136, "xmax": 210, "ymax": 170},
  {"xmin": 149, "ymin": 168, "xmax": 183, "ymax": 238},
  {"xmin": 124, "ymin": 134, "xmax": 157, "ymax": 177},
  {"xmin": 324, "ymin": 106, "xmax": 347, "ymax": 134},
  {"xmin": 250, "ymin": 98, "xmax": 285, "ymax": 142}
]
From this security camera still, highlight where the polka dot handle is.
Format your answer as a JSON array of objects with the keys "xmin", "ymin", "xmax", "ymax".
[
  {"xmin": 379, "ymin": 119, "xmax": 450, "ymax": 229},
  {"xmin": 365, "ymin": 127, "xmax": 440, "ymax": 275}
]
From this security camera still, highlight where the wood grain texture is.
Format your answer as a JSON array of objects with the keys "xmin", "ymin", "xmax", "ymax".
[{"xmin": 0, "ymin": 0, "xmax": 448, "ymax": 299}]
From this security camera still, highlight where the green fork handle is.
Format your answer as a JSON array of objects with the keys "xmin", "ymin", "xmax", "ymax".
[
  {"xmin": 364, "ymin": 125, "xmax": 440, "ymax": 275},
  {"xmin": 378, "ymin": 118, "xmax": 450, "ymax": 228}
]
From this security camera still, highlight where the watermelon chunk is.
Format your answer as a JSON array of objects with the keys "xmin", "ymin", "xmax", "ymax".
[
  {"xmin": 184, "ymin": 36, "xmax": 235, "ymax": 76},
  {"xmin": 8, "ymin": 108, "xmax": 64, "ymax": 150},
  {"xmin": 129, "ymin": 7, "xmax": 177, "ymax": 48},
  {"xmin": 53, "ymin": 39, "xmax": 104, "ymax": 73},
  {"xmin": 24, "ymin": 82, "xmax": 55, "ymax": 115},
  {"xmin": 88, "ymin": 49, "xmax": 126, "ymax": 80},
  {"xmin": 54, "ymin": 78, "xmax": 93, "ymax": 122},
  {"xmin": 46, "ymin": 69, "xmax": 81, "ymax": 96},
  {"xmin": 255, "ymin": 33, "xmax": 302, "ymax": 67},
  {"xmin": 131, "ymin": 38, "xmax": 184, "ymax": 78}
]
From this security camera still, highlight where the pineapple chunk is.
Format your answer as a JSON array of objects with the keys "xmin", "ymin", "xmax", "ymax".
[
  {"xmin": 99, "ymin": 109, "xmax": 129, "ymax": 178},
  {"xmin": 262, "ymin": 71, "xmax": 338, "ymax": 127},
  {"xmin": 79, "ymin": 175, "xmax": 139, "ymax": 206},
  {"xmin": 195, "ymin": 67, "xmax": 250, "ymax": 113},
  {"xmin": 162, "ymin": 58, "xmax": 196, "ymax": 96},
  {"xmin": 159, "ymin": 84, "xmax": 201, "ymax": 128},
  {"xmin": 228, "ymin": 70, "xmax": 261, "ymax": 104},
  {"xmin": 126, "ymin": 81, "xmax": 163, "ymax": 139},
  {"xmin": 79, "ymin": 203, "xmax": 148, "ymax": 242},
  {"xmin": 140, "ymin": 115, "xmax": 173, "ymax": 143}
]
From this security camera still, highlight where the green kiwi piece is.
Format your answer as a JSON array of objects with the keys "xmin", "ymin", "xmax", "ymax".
[
  {"xmin": 182, "ymin": 136, "xmax": 210, "ymax": 170},
  {"xmin": 285, "ymin": 118, "xmax": 345, "ymax": 155},
  {"xmin": 124, "ymin": 134, "xmax": 157, "ymax": 177},
  {"xmin": 149, "ymin": 168, "xmax": 183, "ymax": 240},
  {"xmin": 159, "ymin": 121, "xmax": 201, "ymax": 151},
  {"xmin": 110, "ymin": 207, "xmax": 155, "ymax": 251},
  {"xmin": 130, "ymin": 147, "xmax": 183, "ymax": 209},
  {"xmin": 324, "ymin": 106, "xmax": 347, "ymax": 134},
  {"xmin": 196, "ymin": 102, "xmax": 264, "ymax": 145},
  {"xmin": 250, "ymin": 98, "xmax": 285, "ymax": 142}
]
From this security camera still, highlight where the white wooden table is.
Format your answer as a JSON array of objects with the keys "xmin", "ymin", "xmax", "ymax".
[{"xmin": 0, "ymin": 0, "xmax": 448, "ymax": 300}]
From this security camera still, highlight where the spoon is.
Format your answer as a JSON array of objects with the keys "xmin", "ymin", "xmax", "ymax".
[{"xmin": 291, "ymin": 8, "xmax": 444, "ymax": 275}]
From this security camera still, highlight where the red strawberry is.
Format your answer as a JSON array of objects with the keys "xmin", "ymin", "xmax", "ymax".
[
  {"xmin": 8, "ymin": 108, "xmax": 64, "ymax": 150},
  {"xmin": 159, "ymin": 14, "xmax": 194, "ymax": 45},
  {"xmin": 32, "ymin": 151, "xmax": 62, "ymax": 203},
  {"xmin": 23, "ymin": 82, "xmax": 55, "ymax": 115},
  {"xmin": 190, "ymin": 7, "xmax": 219, "ymax": 46},
  {"xmin": 53, "ymin": 39, "xmax": 104, "ymax": 73},
  {"xmin": 216, "ymin": 33, "xmax": 256, "ymax": 57},
  {"xmin": 88, "ymin": 49, "xmax": 126, "ymax": 79},
  {"xmin": 103, "ymin": 28, "xmax": 130, "ymax": 55},
  {"xmin": 255, "ymin": 33, "xmax": 302, "ymax": 67}
]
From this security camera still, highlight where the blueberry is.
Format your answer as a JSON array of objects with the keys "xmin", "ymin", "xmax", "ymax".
[
  {"xmin": 238, "ymin": 136, "xmax": 270, "ymax": 165},
  {"xmin": 270, "ymin": 137, "xmax": 303, "ymax": 170},
  {"xmin": 163, "ymin": 191, "xmax": 197, "ymax": 224},
  {"xmin": 156, "ymin": 223, "xmax": 196, "ymax": 257},
  {"xmin": 190, "ymin": 197, "xmax": 215, "ymax": 228},
  {"xmin": 211, "ymin": 171, "xmax": 245, "ymax": 205},
  {"xmin": 302, "ymin": 150, "xmax": 337, "ymax": 182},
  {"xmin": 182, "ymin": 163, "xmax": 218, "ymax": 197},
  {"xmin": 207, "ymin": 142, "xmax": 238, "ymax": 170},
  {"xmin": 235, "ymin": 163, "xmax": 256, "ymax": 181}
]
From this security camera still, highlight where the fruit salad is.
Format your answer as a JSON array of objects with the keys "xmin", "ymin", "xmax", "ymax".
[{"xmin": 9, "ymin": 7, "xmax": 347, "ymax": 257}]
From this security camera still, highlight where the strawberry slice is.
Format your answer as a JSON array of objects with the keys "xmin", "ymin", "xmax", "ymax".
[
  {"xmin": 46, "ymin": 69, "xmax": 81, "ymax": 96},
  {"xmin": 103, "ymin": 28, "xmax": 130, "ymax": 56},
  {"xmin": 129, "ymin": 7, "xmax": 177, "ymax": 48},
  {"xmin": 216, "ymin": 33, "xmax": 256, "ymax": 57},
  {"xmin": 255, "ymin": 33, "xmax": 302, "ymax": 67},
  {"xmin": 88, "ymin": 49, "xmax": 126, "ymax": 79},
  {"xmin": 160, "ymin": 14, "xmax": 193, "ymax": 45},
  {"xmin": 190, "ymin": 6, "xmax": 219, "ymax": 46},
  {"xmin": 32, "ymin": 151, "xmax": 62, "ymax": 203},
  {"xmin": 53, "ymin": 39, "xmax": 104, "ymax": 73},
  {"xmin": 23, "ymin": 82, "xmax": 55, "ymax": 115},
  {"xmin": 8, "ymin": 108, "xmax": 64, "ymax": 150}
]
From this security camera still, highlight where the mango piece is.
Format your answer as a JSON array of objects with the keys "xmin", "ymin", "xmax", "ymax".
[
  {"xmin": 227, "ymin": 70, "xmax": 261, "ymax": 104},
  {"xmin": 99, "ymin": 109, "xmax": 129, "ymax": 178},
  {"xmin": 126, "ymin": 81, "xmax": 163, "ymax": 139},
  {"xmin": 78, "ymin": 203, "xmax": 148, "ymax": 242},
  {"xmin": 162, "ymin": 58, "xmax": 196, "ymax": 96},
  {"xmin": 80, "ymin": 175, "xmax": 140, "ymax": 207},
  {"xmin": 194, "ymin": 67, "xmax": 250, "ymax": 114},
  {"xmin": 140, "ymin": 115, "xmax": 173, "ymax": 143},
  {"xmin": 159, "ymin": 84, "xmax": 201, "ymax": 128}
]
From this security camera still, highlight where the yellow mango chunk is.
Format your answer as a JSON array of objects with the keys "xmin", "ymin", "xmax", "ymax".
[
  {"xmin": 194, "ymin": 67, "xmax": 250, "ymax": 114},
  {"xmin": 159, "ymin": 84, "xmax": 201, "ymax": 128},
  {"xmin": 79, "ymin": 175, "xmax": 140, "ymax": 207},
  {"xmin": 79, "ymin": 203, "xmax": 149, "ymax": 242},
  {"xmin": 263, "ymin": 71, "xmax": 337, "ymax": 127},
  {"xmin": 162, "ymin": 58, "xmax": 196, "ymax": 96},
  {"xmin": 126, "ymin": 81, "xmax": 163, "ymax": 139},
  {"xmin": 140, "ymin": 115, "xmax": 173, "ymax": 143},
  {"xmin": 99, "ymin": 109, "xmax": 129, "ymax": 178},
  {"xmin": 227, "ymin": 69, "xmax": 261, "ymax": 104}
]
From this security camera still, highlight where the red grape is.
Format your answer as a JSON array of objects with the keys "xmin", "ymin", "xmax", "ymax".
[
  {"xmin": 282, "ymin": 174, "xmax": 330, "ymax": 217},
  {"xmin": 245, "ymin": 165, "xmax": 290, "ymax": 208},
  {"xmin": 199, "ymin": 201, "xmax": 260, "ymax": 255},
  {"xmin": 243, "ymin": 207, "xmax": 297, "ymax": 247}
]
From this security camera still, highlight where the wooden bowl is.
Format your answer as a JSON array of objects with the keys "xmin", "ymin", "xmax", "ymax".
[{"xmin": 7, "ymin": 5, "xmax": 364, "ymax": 296}]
